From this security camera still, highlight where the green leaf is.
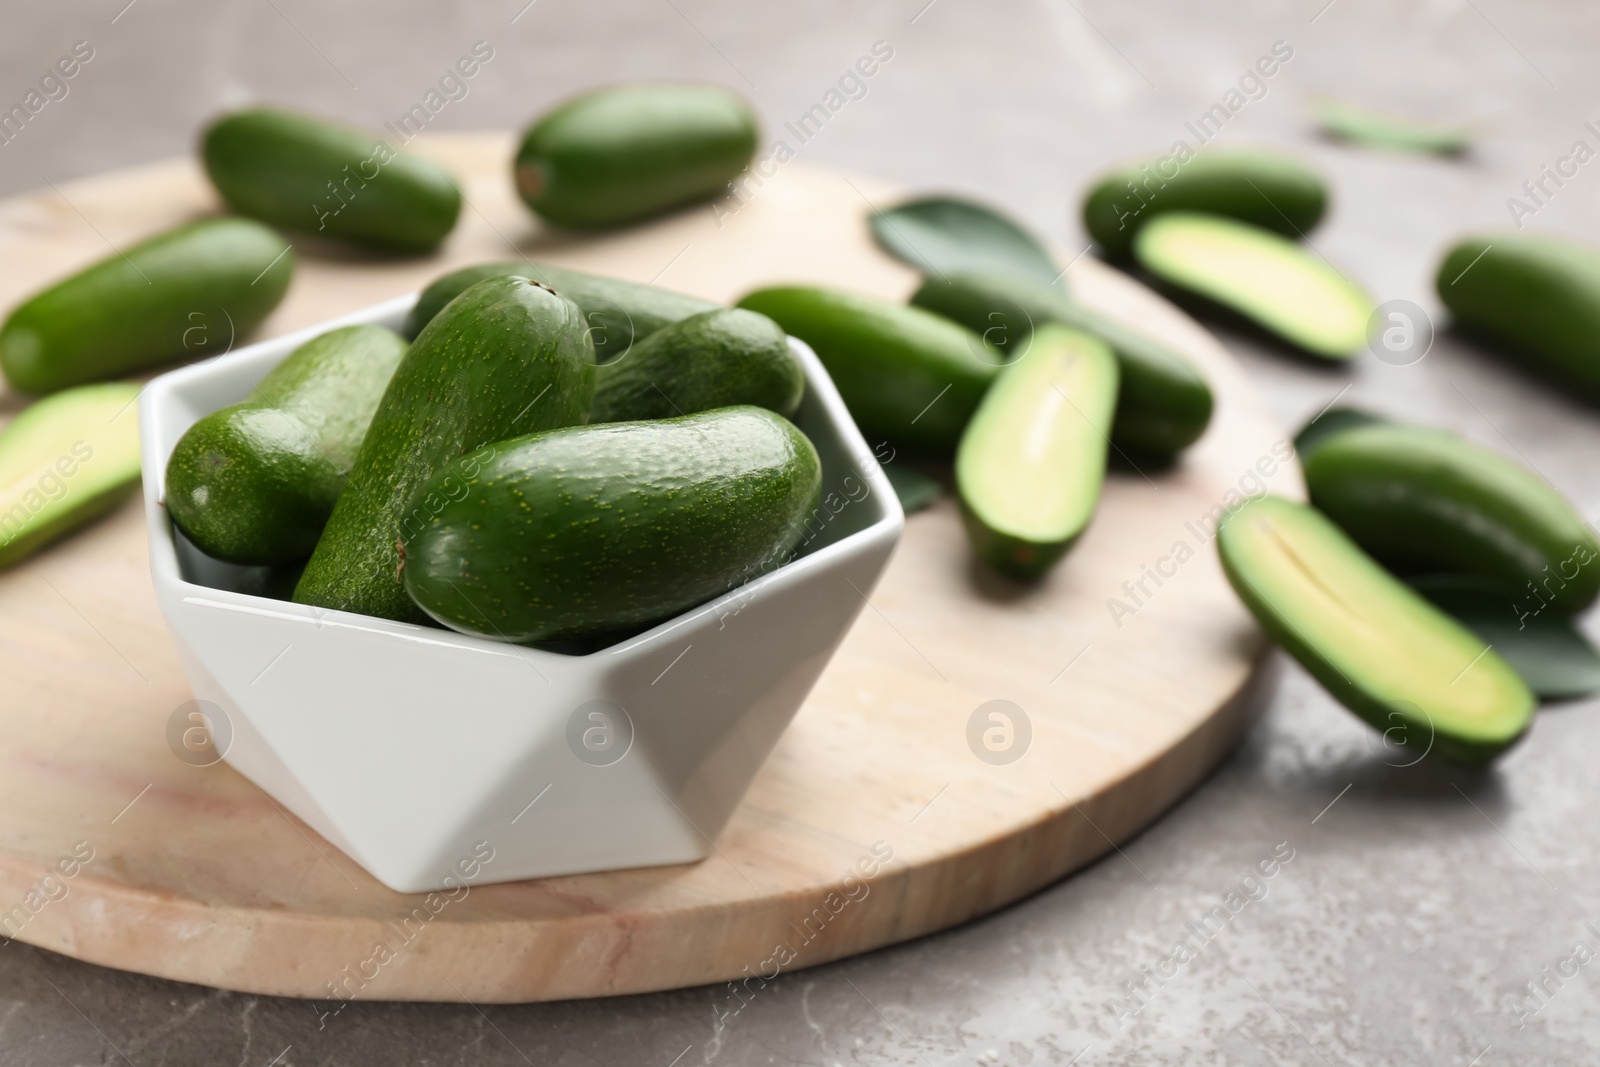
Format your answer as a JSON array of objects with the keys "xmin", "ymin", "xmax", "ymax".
[
  {"xmin": 869, "ymin": 197, "xmax": 1062, "ymax": 289},
  {"xmin": 883, "ymin": 463, "xmax": 943, "ymax": 515},
  {"xmin": 1410, "ymin": 575, "xmax": 1600, "ymax": 701},
  {"xmin": 1293, "ymin": 406, "xmax": 1388, "ymax": 459},
  {"xmin": 1309, "ymin": 96, "xmax": 1474, "ymax": 157}
]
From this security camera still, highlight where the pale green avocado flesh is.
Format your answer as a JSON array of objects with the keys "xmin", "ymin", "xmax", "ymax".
[
  {"xmin": 0, "ymin": 382, "xmax": 142, "ymax": 569},
  {"xmin": 1135, "ymin": 212, "xmax": 1373, "ymax": 360},
  {"xmin": 956, "ymin": 325, "xmax": 1118, "ymax": 580}
]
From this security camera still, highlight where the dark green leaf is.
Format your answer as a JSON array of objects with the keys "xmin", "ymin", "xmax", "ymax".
[
  {"xmin": 869, "ymin": 197, "xmax": 1062, "ymax": 290},
  {"xmin": 883, "ymin": 463, "xmax": 943, "ymax": 515},
  {"xmin": 1310, "ymin": 96, "xmax": 1474, "ymax": 157},
  {"xmin": 1410, "ymin": 574, "xmax": 1600, "ymax": 700}
]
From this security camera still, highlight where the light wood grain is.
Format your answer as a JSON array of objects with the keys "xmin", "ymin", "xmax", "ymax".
[{"xmin": 0, "ymin": 134, "xmax": 1298, "ymax": 1002}]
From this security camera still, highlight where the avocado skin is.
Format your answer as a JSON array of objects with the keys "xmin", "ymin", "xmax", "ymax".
[
  {"xmin": 1292, "ymin": 405, "xmax": 1388, "ymax": 460},
  {"xmin": 1437, "ymin": 231, "xmax": 1600, "ymax": 398},
  {"xmin": 401, "ymin": 407, "xmax": 821, "ymax": 644},
  {"xmin": 1304, "ymin": 422, "xmax": 1600, "ymax": 614},
  {"xmin": 592, "ymin": 308, "xmax": 803, "ymax": 423},
  {"xmin": 737, "ymin": 286, "xmax": 999, "ymax": 456},
  {"xmin": 1082, "ymin": 148, "xmax": 1327, "ymax": 260},
  {"xmin": 294, "ymin": 276, "xmax": 595, "ymax": 623},
  {"xmin": 911, "ymin": 272, "xmax": 1213, "ymax": 460},
  {"xmin": 0, "ymin": 218, "xmax": 293, "ymax": 395},
  {"xmin": 402, "ymin": 260, "xmax": 717, "ymax": 356},
  {"xmin": 202, "ymin": 107, "xmax": 461, "ymax": 252},
  {"xmin": 165, "ymin": 325, "xmax": 408, "ymax": 566},
  {"xmin": 514, "ymin": 84, "xmax": 758, "ymax": 230}
]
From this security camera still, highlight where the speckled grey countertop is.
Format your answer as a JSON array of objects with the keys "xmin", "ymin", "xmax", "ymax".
[{"xmin": 4, "ymin": 1, "xmax": 1600, "ymax": 1063}]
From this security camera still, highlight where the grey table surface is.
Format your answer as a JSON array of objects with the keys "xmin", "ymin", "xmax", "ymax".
[{"xmin": 3, "ymin": 0, "xmax": 1599, "ymax": 1063}]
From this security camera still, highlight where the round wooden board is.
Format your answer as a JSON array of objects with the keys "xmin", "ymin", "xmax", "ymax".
[{"xmin": 0, "ymin": 135, "xmax": 1298, "ymax": 1003}]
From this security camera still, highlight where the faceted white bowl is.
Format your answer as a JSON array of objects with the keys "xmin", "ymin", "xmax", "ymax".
[{"xmin": 139, "ymin": 294, "xmax": 903, "ymax": 893}]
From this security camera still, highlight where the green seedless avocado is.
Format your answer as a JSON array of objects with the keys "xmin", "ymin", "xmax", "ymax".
[
  {"xmin": 515, "ymin": 84, "xmax": 759, "ymax": 230},
  {"xmin": 1082, "ymin": 146, "xmax": 1328, "ymax": 259},
  {"xmin": 1292, "ymin": 405, "xmax": 1388, "ymax": 459},
  {"xmin": 0, "ymin": 218, "xmax": 293, "ymax": 394},
  {"xmin": 737, "ymin": 286, "xmax": 1000, "ymax": 455},
  {"xmin": 1134, "ymin": 213, "xmax": 1373, "ymax": 360},
  {"xmin": 165, "ymin": 325, "xmax": 409, "ymax": 566},
  {"xmin": 294, "ymin": 276, "xmax": 595, "ymax": 622},
  {"xmin": 1303, "ymin": 421, "xmax": 1600, "ymax": 614},
  {"xmin": 0, "ymin": 382, "xmax": 142, "ymax": 569},
  {"xmin": 911, "ymin": 271, "xmax": 1213, "ymax": 459},
  {"xmin": 402, "ymin": 260, "xmax": 718, "ymax": 361},
  {"xmin": 956, "ymin": 326, "xmax": 1118, "ymax": 580},
  {"xmin": 1436, "ymin": 232, "xmax": 1600, "ymax": 397},
  {"xmin": 592, "ymin": 308, "xmax": 803, "ymax": 423},
  {"xmin": 401, "ymin": 407, "xmax": 822, "ymax": 644},
  {"xmin": 1218, "ymin": 495, "xmax": 1534, "ymax": 765},
  {"xmin": 202, "ymin": 107, "xmax": 461, "ymax": 252}
]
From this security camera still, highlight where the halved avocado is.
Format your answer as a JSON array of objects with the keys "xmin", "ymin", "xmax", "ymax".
[
  {"xmin": 956, "ymin": 325, "xmax": 1118, "ymax": 580},
  {"xmin": 0, "ymin": 382, "xmax": 142, "ymax": 569},
  {"xmin": 1218, "ymin": 496, "xmax": 1534, "ymax": 765},
  {"xmin": 1134, "ymin": 212, "xmax": 1373, "ymax": 360}
]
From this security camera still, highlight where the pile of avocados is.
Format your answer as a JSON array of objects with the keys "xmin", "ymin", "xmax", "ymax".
[
  {"xmin": 0, "ymin": 80, "xmax": 1598, "ymax": 766},
  {"xmin": 166, "ymin": 263, "xmax": 818, "ymax": 645}
]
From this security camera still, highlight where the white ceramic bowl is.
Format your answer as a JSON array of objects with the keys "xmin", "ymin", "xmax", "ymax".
[{"xmin": 139, "ymin": 294, "xmax": 903, "ymax": 893}]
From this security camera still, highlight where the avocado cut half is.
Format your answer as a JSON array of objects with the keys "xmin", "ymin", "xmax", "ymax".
[
  {"xmin": 1134, "ymin": 212, "xmax": 1373, "ymax": 360},
  {"xmin": 956, "ymin": 324, "xmax": 1118, "ymax": 580},
  {"xmin": 0, "ymin": 382, "xmax": 142, "ymax": 569},
  {"xmin": 1218, "ymin": 496, "xmax": 1535, "ymax": 765},
  {"xmin": 1303, "ymin": 422, "xmax": 1600, "ymax": 614}
]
